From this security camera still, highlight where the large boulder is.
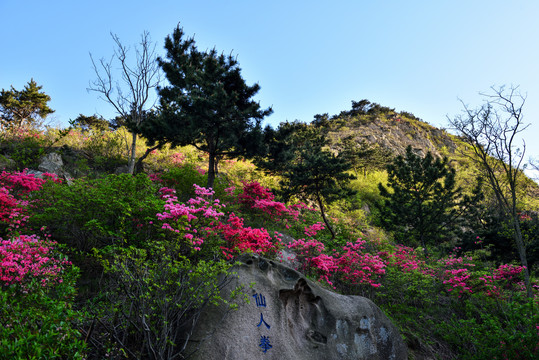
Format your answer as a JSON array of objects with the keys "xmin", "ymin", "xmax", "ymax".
[
  {"xmin": 38, "ymin": 152, "xmax": 64, "ymax": 174},
  {"xmin": 189, "ymin": 255, "xmax": 407, "ymax": 360}
]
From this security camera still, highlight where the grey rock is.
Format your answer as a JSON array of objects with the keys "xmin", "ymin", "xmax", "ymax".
[
  {"xmin": 38, "ymin": 152, "xmax": 64, "ymax": 174},
  {"xmin": 36, "ymin": 153, "xmax": 73, "ymax": 184},
  {"xmin": 189, "ymin": 255, "xmax": 407, "ymax": 360}
]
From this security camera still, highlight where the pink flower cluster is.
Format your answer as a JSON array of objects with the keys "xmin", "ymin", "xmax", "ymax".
[
  {"xmin": 237, "ymin": 181, "xmax": 275, "ymax": 207},
  {"xmin": 170, "ymin": 152, "xmax": 186, "ymax": 166},
  {"xmin": 157, "ymin": 185, "xmax": 225, "ymax": 251},
  {"xmin": 437, "ymin": 255, "xmax": 476, "ymax": 296},
  {"xmin": 287, "ymin": 238, "xmax": 385, "ymax": 288},
  {"xmin": 0, "ymin": 170, "xmax": 47, "ymax": 195},
  {"xmin": 379, "ymin": 245, "xmax": 431, "ymax": 275},
  {"xmin": 237, "ymin": 182, "xmax": 301, "ymax": 225},
  {"xmin": 0, "ymin": 234, "xmax": 70, "ymax": 288},
  {"xmin": 304, "ymin": 222, "xmax": 325, "ymax": 237},
  {"xmin": 335, "ymin": 239, "xmax": 386, "ymax": 287},
  {"xmin": 494, "ymin": 264, "xmax": 525, "ymax": 281},
  {"xmin": 0, "ymin": 170, "xmax": 60, "ymax": 235},
  {"xmin": 218, "ymin": 213, "xmax": 277, "ymax": 259}
]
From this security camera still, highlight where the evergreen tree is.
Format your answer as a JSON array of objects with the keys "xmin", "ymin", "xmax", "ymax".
[
  {"xmin": 0, "ymin": 79, "xmax": 54, "ymax": 131},
  {"xmin": 258, "ymin": 121, "xmax": 356, "ymax": 240},
  {"xmin": 152, "ymin": 25, "xmax": 272, "ymax": 188},
  {"xmin": 378, "ymin": 146, "xmax": 463, "ymax": 254}
]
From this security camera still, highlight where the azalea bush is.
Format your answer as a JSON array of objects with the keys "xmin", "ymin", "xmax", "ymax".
[
  {"xmin": 0, "ymin": 234, "xmax": 86, "ymax": 359},
  {"xmin": 0, "ymin": 170, "xmax": 61, "ymax": 237}
]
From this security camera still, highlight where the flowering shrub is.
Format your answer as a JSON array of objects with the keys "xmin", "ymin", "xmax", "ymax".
[
  {"xmin": 0, "ymin": 234, "xmax": 71, "ymax": 288},
  {"xmin": 170, "ymin": 151, "xmax": 186, "ymax": 165},
  {"xmin": 0, "ymin": 170, "xmax": 61, "ymax": 237},
  {"xmin": 237, "ymin": 181, "xmax": 275, "ymax": 207},
  {"xmin": 335, "ymin": 239, "xmax": 386, "ymax": 287},
  {"xmin": 218, "ymin": 213, "xmax": 278, "ymax": 258},
  {"xmin": 157, "ymin": 185, "xmax": 281, "ymax": 258},
  {"xmin": 157, "ymin": 185, "xmax": 224, "ymax": 253},
  {"xmin": 381, "ymin": 245, "xmax": 431, "ymax": 275},
  {"xmin": 287, "ymin": 237, "xmax": 386, "ymax": 288}
]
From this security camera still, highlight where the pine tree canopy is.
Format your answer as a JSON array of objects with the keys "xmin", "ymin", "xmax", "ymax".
[
  {"xmin": 378, "ymin": 145, "xmax": 461, "ymax": 251},
  {"xmin": 141, "ymin": 25, "xmax": 272, "ymax": 188},
  {"xmin": 0, "ymin": 79, "xmax": 54, "ymax": 130}
]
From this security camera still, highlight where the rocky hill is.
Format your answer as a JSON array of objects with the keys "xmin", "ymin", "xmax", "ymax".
[{"xmin": 318, "ymin": 100, "xmax": 460, "ymax": 159}]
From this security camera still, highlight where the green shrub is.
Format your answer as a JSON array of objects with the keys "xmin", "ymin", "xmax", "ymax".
[
  {"xmin": 155, "ymin": 164, "xmax": 229, "ymax": 201},
  {"xmin": 0, "ymin": 266, "xmax": 86, "ymax": 359},
  {"xmin": 28, "ymin": 173, "xmax": 163, "ymax": 252},
  {"xmin": 88, "ymin": 238, "xmax": 236, "ymax": 359},
  {"xmin": 4, "ymin": 134, "xmax": 46, "ymax": 170},
  {"xmin": 438, "ymin": 294, "xmax": 539, "ymax": 359}
]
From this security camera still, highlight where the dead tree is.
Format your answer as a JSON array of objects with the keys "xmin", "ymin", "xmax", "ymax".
[
  {"xmin": 88, "ymin": 31, "xmax": 160, "ymax": 174},
  {"xmin": 449, "ymin": 85, "xmax": 533, "ymax": 297}
]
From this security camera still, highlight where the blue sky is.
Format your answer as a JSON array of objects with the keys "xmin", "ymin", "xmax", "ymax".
[{"xmin": 2, "ymin": 0, "xmax": 539, "ymax": 166}]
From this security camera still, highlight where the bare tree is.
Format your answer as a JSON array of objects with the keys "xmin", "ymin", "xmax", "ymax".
[
  {"xmin": 89, "ymin": 31, "xmax": 160, "ymax": 174},
  {"xmin": 449, "ymin": 85, "xmax": 533, "ymax": 297}
]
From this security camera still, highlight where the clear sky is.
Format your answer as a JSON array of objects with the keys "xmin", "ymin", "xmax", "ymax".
[{"xmin": 2, "ymin": 0, "xmax": 539, "ymax": 166}]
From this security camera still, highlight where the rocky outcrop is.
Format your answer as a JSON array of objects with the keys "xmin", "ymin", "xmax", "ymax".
[
  {"xmin": 38, "ymin": 152, "xmax": 65, "ymax": 175},
  {"xmin": 329, "ymin": 116, "xmax": 459, "ymax": 159},
  {"xmin": 189, "ymin": 255, "xmax": 407, "ymax": 360}
]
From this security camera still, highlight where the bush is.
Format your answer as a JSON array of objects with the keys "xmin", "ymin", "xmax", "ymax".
[
  {"xmin": 438, "ymin": 294, "xmax": 539, "ymax": 359},
  {"xmin": 0, "ymin": 130, "xmax": 47, "ymax": 170},
  {"xmin": 28, "ymin": 173, "xmax": 163, "ymax": 252},
  {"xmin": 89, "ymin": 241, "xmax": 235, "ymax": 359},
  {"xmin": 152, "ymin": 164, "xmax": 228, "ymax": 201},
  {"xmin": 0, "ymin": 235, "xmax": 86, "ymax": 359}
]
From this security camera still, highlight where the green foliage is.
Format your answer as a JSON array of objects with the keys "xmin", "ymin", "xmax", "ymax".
[
  {"xmin": 28, "ymin": 173, "xmax": 163, "ymax": 252},
  {"xmin": 0, "ymin": 266, "xmax": 87, "ymax": 359},
  {"xmin": 0, "ymin": 79, "xmax": 54, "ymax": 131},
  {"xmin": 3, "ymin": 132, "xmax": 47, "ymax": 169},
  {"xmin": 155, "ymin": 164, "xmax": 229, "ymax": 201},
  {"xmin": 90, "ymin": 237, "xmax": 236, "ymax": 359},
  {"xmin": 256, "ymin": 121, "xmax": 356, "ymax": 239},
  {"xmin": 337, "ymin": 137, "xmax": 392, "ymax": 175},
  {"xmin": 377, "ymin": 145, "xmax": 479, "ymax": 251},
  {"xmin": 437, "ymin": 295, "xmax": 539, "ymax": 359},
  {"xmin": 70, "ymin": 114, "xmax": 112, "ymax": 132},
  {"xmin": 148, "ymin": 24, "xmax": 272, "ymax": 188}
]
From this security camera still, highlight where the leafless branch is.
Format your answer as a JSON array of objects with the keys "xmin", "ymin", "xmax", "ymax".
[{"xmin": 88, "ymin": 31, "xmax": 161, "ymax": 173}]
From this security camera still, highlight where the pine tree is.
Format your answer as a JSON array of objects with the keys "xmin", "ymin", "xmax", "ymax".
[
  {"xmin": 378, "ymin": 146, "xmax": 461, "ymax": 254},
  {"xmin": 258, "ymin": 121, "xmax": 356, "ymax": 240},
  {"xmin": 152, "ymin": 25, "xmax": 272, "ymax": 188},
  {"xmin": 0, "ymin": 79, "xmax": 54, "ymax": 131}
]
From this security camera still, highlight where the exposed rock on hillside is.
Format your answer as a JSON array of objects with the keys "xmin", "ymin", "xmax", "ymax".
[
  {"xmin": 328, "ymin": 115, "xmax": 458, "ymax": 159},
  {"xmin": 189, "ymin": 255, "xmax": 407, "ymax": 360}
]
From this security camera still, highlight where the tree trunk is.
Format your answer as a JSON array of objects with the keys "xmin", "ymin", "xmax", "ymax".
[
  {"xmin": 207, "ymin": 152, "xmax": 216, "ymax": 189},
  {"xmin": 316, "ymin": 193, "xmax": 335, "ymax": 240},
  {"xmin": 134, "ymin": 144, "xmax": 161, "ymax": 174},
  {"xmin": 511, "ymin": 210, "xmax": 533, "ymax": 297},
  {"xmin": 127, "ymin": 131, "xmax": 137, "ymax": 175}
]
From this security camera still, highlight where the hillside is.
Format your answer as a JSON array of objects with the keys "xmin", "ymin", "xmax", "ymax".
[
  {"xmin": 325, "ymin": 107, "xmax": 458, "ymax": 159},
  {"xmin": 0, "ymin": 104, "xmax": 538, "ymax": 359}
]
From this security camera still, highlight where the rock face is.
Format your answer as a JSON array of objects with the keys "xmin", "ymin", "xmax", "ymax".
[
  {"xmin": 38, "ymin": 152, "xmax": 64, "ymax": 174},
  {"xmin": 189, "ymin": 255, "xmax": 407, "ymax": 360}
]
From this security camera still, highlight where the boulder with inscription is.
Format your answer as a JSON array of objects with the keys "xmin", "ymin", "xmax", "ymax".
[{"xmin": 188, "ymin": 255, "xmax": 407, "ymax": 360}]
